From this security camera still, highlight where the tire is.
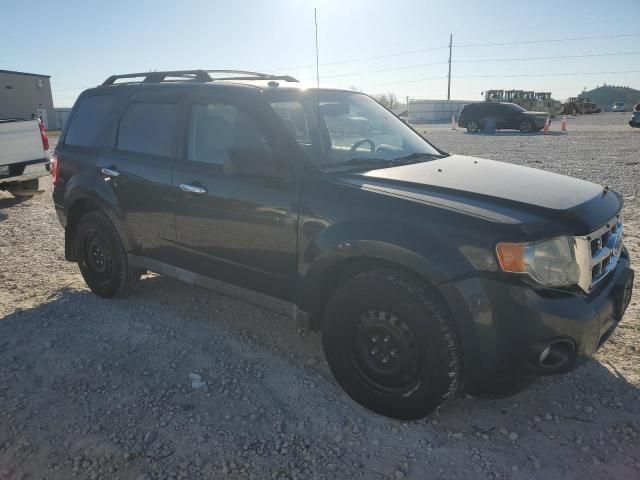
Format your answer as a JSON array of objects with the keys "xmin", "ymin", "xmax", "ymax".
[
  {"xmin": 520, "ymin": 119, "xmax": 534, "ymax": 133},
  {"xmin": 466, "ymin": 120, "xmax": 480, "ymax": 133},
  {"xmin": 321, "ymin": 269, "xmax": 460, "ymax": 420},
  {"xmin": 74, "ymin": 211, "xmax": 140, "ymax": 298}
]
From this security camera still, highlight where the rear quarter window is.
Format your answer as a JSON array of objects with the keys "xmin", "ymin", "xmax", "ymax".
[
  {"xmin": 117, "ymin": 102, "xmax": 178, "ymax": 157},
  {"xmin": 64, "ymin": 95, "xmax": 117, "ymax": 147}
]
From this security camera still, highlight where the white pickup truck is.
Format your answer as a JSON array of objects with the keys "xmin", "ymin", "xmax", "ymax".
[{"xmin": 0, "ymin": 118, "xmax": 50, "ymax": 197}]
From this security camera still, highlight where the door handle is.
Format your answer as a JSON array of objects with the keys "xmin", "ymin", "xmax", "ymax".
[
  {"xmin": 179, "ymin": 183, "xmax": 207, "ymax": 194},
  {"xmin": 101, "ymin": 167, "xmax": 120, "ymax": 177}
]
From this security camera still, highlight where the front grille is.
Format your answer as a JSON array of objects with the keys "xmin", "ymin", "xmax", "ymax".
[{"xmin": 574, "ymin": 216, "xmax": 623, "ymax": 293}]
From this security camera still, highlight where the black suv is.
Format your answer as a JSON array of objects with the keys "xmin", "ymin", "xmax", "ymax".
[
  {"xmin": 458, "ymin": 102, "xmax": 550, "ymax": 133},
  {"xmin": 52, "ymin": 70, "xmax": 634, "ymax": 420}
]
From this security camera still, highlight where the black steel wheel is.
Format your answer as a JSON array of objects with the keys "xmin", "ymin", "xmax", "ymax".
[
  {"xmin": 322, "ymin": 269, "xmax": 460, "ymax": 420},
  {"xmin": 466, "ymin": 120, "xmax": 480, "ymax": 133},
  {"xmin": 349, "ymin": 309, "xmax": 422, "ymax": 392},
  {"xmin": 75, "ymin": 211, "xmax": 140, "ymax": 298},
  {"xmin": 520, "ymin": 119, "xmax": 534, "ymax": 133}
]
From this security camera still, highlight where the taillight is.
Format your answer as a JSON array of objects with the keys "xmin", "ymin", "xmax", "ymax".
[
  {"xmin": 50, "ymin": 152, "xmax": 60, "ymax": 186},
  {"xmin": 39, "ymin": 120, "xmax": 49, "ymax": 151}
]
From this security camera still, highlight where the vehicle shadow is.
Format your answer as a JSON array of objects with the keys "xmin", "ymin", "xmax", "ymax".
[
  {"xmin": 1, "ymin": 278, "xmax": 638, "ymax": 478},
  {"xmin": 464, "ymin": 131, "xmax": 566, "ymax": 137},
  {"xmin": 0, "ymin": 194, "xmax": 29, "ymax": 210}
]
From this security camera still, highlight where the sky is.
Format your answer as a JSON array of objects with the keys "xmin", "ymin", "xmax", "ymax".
[{"xmin": 2, "ymin": 0, "xmax": 640, "ymax": 107}]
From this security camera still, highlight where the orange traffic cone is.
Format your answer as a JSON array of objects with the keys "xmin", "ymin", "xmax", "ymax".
[
  {"xmin": 451, "ymin": 115, "xmax": 457, "ymax": 130},
  {"xmin": 560, "ymin": 116, "xmax": 567, "ymax": 132},
  {"xmin": 542, "ymin": 117, "xmax": 550, "ymax": 134}
]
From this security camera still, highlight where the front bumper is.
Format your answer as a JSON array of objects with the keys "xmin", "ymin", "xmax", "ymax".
[{"xmin": 440, "ymin": 256, "xmax": 634, "ymax": 392}]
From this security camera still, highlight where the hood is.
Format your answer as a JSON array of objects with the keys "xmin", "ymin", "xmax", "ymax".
[
  {"xmin": 523, "ymin": 111, "xmax": 549, "ymax": 117},
  {"xmin": 344, "ymin": 155, "xmax": 621, "ymax": 233}
]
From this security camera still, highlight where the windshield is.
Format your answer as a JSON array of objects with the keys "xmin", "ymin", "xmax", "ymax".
[{"xmin": 267, "ymin": 90, "xmax": 441, "ymax": 170}]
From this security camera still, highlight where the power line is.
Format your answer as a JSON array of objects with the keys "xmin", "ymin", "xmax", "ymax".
[
  {"xmin": 270, "ymin": 33, "xmax": 640, "ymax": 74},
  {"xmin": 304, "ymin": 51, "xmax": 640, "ymax": 82},
  {"xmin": 373, "ymin": 69, "xmax": 640, "ymax": 87},
  {"xmin": 265, "ymin": 45, "xmax": 450, "ymax": 73},
  {"xmin": 374, "ymin": 75, "xmax": 448, "ymax": 87},
  {"xmin": 455, "ymin": 50, "xmax": 640, "ymax": 64},
  {"xmin": 301, "ymin": 60, "xmax": 449, "ymax": 80},
  {"xmin": 454, "ymin": 33, "xmax": 640, "ymax": 48},
  {"xmin": 454, "ymin": 69, "xmax": 640, "ymax": 79}
]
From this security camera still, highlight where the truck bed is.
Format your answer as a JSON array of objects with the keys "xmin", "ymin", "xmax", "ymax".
[{"xmin": 0, "ymin": 119, "xmax": 48, "ymax": 167}]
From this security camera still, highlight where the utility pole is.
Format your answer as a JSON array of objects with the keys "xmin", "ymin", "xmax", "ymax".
[{"xmin": 447, "ymin": 33, "xmax": 453, "ymax": 100}]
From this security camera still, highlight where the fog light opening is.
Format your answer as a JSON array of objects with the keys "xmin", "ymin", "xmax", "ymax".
[{"xmin": 538, "ymin": 340, "xmax": 574, "ymax": 369}]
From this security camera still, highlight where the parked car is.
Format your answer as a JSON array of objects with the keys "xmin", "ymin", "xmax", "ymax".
[
  {"xmin": 0, "ymin": 118, "xmax": 49, "ymax": 197},
  {"xmin": 613, "ymin": 101, "xmax": 625, "ymax": 113},
  {"xmin": 630, "ymin": 111, "xmax": 640, "ymax": 128},
  {"xmin": 458, "ymin": 102, "xmax": 550, "ymax": 133},
  {"xmin": 52, "ymin": 70, "xmax": 634, "ymax": 420}
]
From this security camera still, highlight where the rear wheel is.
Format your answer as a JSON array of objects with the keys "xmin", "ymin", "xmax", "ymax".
[
  {"xmin": 75, "ymin": 211, "xmax": 140, "ymax": 298},
  {"xmin": 466, "ymin": 120, "xmax": 480, "ymax": 133},
  {"xmin": 322, "ymin": 269, "xmax": 460, "ymax": 420}
]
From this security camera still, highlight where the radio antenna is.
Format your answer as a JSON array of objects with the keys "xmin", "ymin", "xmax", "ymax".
[
  {"xmin": 314, "ymin": 8, "xmax": 320, "ymax": 91},
  {"xmin": 314, "ymin": 8, "xmax": 321, "ymax": 165}
]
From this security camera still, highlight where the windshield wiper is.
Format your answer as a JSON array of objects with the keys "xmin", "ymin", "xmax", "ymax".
[
  {"xmin": 321, "ymin": 157, "xmax": 396, "ymax": 172},
  {"xmin": 322, "ymin": 152, "xmax": 447, "ymax": 172},
  {"xmin": 391, "ymin": 152, "xmax": 447, "ymax": 164}
]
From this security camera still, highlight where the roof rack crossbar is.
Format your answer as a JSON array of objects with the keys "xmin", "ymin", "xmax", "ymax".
[
  {"xmin": 101, "ymin": 69, "xmax": 299, "ymax": 87},
  {"xmin": 102, "ymin": 70, "xmax": 212, "ymax": 86},
  {"xmin": 204, "ymin": 70, "xmax": 299, "ymax": 82}
]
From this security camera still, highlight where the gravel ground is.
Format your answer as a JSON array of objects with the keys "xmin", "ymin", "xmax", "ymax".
[{"xmin": 0, "ymin": 113, "xmax": 638, "ymax": 480}]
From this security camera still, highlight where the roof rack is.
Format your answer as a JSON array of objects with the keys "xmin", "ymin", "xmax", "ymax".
[
  {"xmin": 209, "ymin": 71, "xmax": 299, "ymax": 82},
  {"xmin": 101, "ymin": 69, "xmax": 299, "ymax": 86}
]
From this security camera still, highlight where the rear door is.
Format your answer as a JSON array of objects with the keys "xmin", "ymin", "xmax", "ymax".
[
  {"xmin": 485, "ymin": 103, "xmax": 506, "ymax": 128},
  {"xmin": 501, "ymin": 104, "xmax": 522, "ymax": 129},
  {"xmin": 96, "ymin": 91, "xmax": 182, "ymax": 263},
  {"xmin": 171, "ymin": 92, "xmax": 300, "ymax": 301}
]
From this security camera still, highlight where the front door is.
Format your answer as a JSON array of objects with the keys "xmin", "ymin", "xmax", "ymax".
[{"xmin": 172, "ymin": 93, "xmax": 299, "ymax": 301}]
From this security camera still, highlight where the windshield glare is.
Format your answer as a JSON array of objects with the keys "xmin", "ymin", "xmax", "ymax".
[{"xmin": 268, "ymin": 91, "xmax": 440, "ymax": 169}]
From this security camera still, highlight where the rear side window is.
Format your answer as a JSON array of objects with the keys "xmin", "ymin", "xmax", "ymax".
[
  {"xmin": 117, "ymin": 102, "xmax": 178, "ymax": 157},
  {"xmin": 65, "ymin": 95, "xmax": 116, "ymax": 147}
]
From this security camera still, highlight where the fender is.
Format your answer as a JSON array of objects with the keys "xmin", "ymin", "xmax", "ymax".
[
  {"xmin": 297, "ymin": 218, "xmax": 478, "ymax": 320},
  {"xmin": 62, "ymin": 172, "xmax": 138, "ymax": 258}
]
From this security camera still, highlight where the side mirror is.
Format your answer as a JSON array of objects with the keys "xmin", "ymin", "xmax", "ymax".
[{"xmin": 223, "ymin": 148, "xmax": 284, "ymax": 178}]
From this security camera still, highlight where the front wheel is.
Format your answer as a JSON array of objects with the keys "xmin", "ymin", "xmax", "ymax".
[
  {"xmin": 75, "ymin": 211, "xmax": 140, "ymax": 298},
  {"xmin": 321, "ymin": 270, "xmax": 460, "ymax": 420}
]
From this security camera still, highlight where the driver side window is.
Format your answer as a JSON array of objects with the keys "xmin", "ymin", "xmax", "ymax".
[{"xmin": 188, "ymin": 103, "xmax": 270, "ymax": 166}]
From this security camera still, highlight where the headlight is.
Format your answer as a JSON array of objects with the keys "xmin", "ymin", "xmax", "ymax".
[{"xmin": 496, "ymin": 236, "xmax": 580, "ymax": 287}]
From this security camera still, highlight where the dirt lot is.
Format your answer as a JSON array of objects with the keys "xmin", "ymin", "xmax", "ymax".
[{"xmin": 0, "ymin": 113, "xmax": 638, "ymax": 480}]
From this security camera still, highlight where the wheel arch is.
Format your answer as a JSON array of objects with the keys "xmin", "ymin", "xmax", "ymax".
[
  {"xmin": 299, "ymin": 241, "xmax": 453, "ymax": 331},
  {"xmin": 63, "ymin": 186, "xmax": 134, "ymax": 262}
]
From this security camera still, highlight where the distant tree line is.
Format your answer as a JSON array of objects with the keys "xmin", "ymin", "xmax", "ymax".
[{"xmin": 371, "ymin": 92, "xmax": 400, "ymax": 110}]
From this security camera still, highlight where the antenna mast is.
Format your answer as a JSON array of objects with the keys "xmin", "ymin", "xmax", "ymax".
[
  {"xmin": 314, "ymin": 8, "xmax": 321, "ymax": 166},
  {"xmin": 314, "ymin": 8, "xmax": 320, "ymax": 92}
]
